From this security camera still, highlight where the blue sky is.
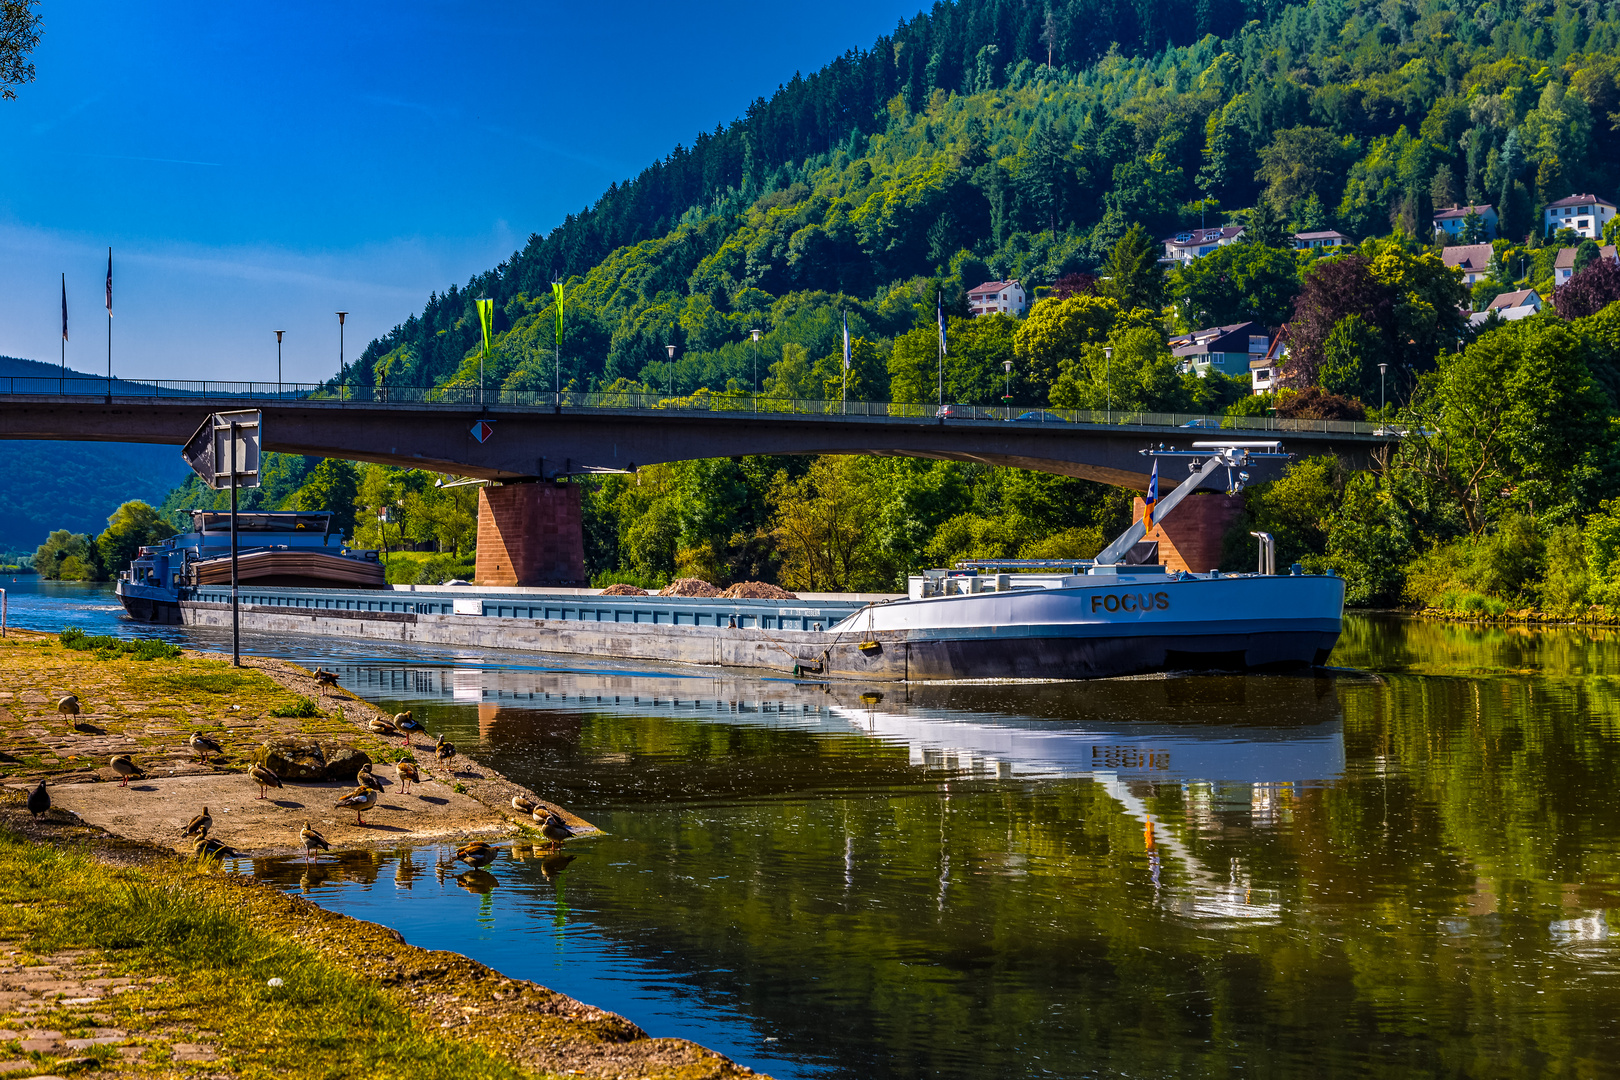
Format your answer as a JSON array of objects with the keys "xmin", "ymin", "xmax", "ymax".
[{"xmin": 0, "ymin": 1, "xmax": 919, "ymax": 382}]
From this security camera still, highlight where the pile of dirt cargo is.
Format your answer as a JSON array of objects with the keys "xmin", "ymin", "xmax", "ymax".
[
  {"xmin": 599, "ymin": 579, "xmax": 799, "ymax": 600},
  {"xmin": 598, "ymin": 583, "xmax": 648, "ymax": 596},
  {"xmin": 720, "ymin": 582, "xmax": 798, "ymax": 600}
]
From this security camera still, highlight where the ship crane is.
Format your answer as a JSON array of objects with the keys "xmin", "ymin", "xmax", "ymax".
[{"xmin": 1092, "ymin": 441, "xmax": 1291, "ymax": 566}]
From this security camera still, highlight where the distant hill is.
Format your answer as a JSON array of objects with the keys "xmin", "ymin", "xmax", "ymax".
[{"xmin": 0, "ymin": 356, "xmax": 193, "ymax": 554}]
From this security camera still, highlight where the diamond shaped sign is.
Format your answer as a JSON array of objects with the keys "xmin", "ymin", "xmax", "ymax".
[{"xmin": 471, "ymin": 420, "xmax": 495, "ymax": 444}]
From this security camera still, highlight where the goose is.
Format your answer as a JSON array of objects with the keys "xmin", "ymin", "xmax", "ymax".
[
  {"xmin": 109, "ymin": 755, "xmax": 142, "ymax": 787},
  {"xmin": 356, "ymin": 763, "xmax": 385, "ymax": 793},
  {"xmin": 313, "ymin": 668, "xmax": 339, "ymax": 695},
  {"xmin": 181, "ymin": 807, "xmax": 212, "ymax": 839},
  {"xmin": 248, "ymin": 763, "xmax": 283, "ymax": 800},
  {"xmin": 536, "ymin": 811, "xmax": 575, "ymax": 849},
  {"xmin": 368, "ymin": 718, "xmax": 398, "ymax": 738},
  {"xmin": 510, "ymin": 794, "xmax": 537, "ymax": 815},
  {"xmin": 300, "ymin": 821, "xmax": 330, "ymax": 864},
  {"xmin": 396, "ymin": 760, "xmax": 419, "ymax": 794},
  {"xmin": 452, "ymin": 841, "xmax": 497, "ymax": 869},
  {"xmin": 434, "ymin": 734, "xmax": 456, "ymax": 765},
  {"xmin": 394, "ymin": 712, "xmax": 424, "ymax": 745},
  {"xmin": 56, "ymin": 695, "xmax": 79, "ymax": 716},
  {"xmin": 26, "ymin": 780, "xmax": 49, "ymax": 818},
  {"xmin": 188, "ymin": 732, "xmax": 223, "ymax": 763},
  {"xmin": 335, "ymin": 786, "xmax": 378, "ymax": 825},
  {"xmin": 193, "ymin": 835, "xmax": 235, "ymax": 860}
]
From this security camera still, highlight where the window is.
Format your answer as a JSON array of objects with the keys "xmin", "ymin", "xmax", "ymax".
[{"xmin": 1175, "ymin": 232, "xmax": 1192, "ymax": 243}]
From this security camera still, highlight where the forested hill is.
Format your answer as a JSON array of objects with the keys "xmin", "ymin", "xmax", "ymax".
[{"xmin": 341, "ymin": 0, "xmax": 1620, "ymax": 400}]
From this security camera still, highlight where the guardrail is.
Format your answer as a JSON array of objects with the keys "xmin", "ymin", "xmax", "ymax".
[{"xmin": 0, "ymin": 376, "xmax": 1401, "ymax": 436}]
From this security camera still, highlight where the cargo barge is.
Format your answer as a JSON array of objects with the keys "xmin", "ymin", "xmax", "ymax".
[{"xmin": 116, "ymin": 440, "xmax": 1346, "ymax": 681}]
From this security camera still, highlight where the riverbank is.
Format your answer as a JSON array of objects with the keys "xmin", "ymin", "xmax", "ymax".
[
  {"xmin": 1414, "ymin": 603, "xmax": 1620, "ymax": 628},
  {"xmin": 0, "ymin": 628, "xmax": 591, "ymax": 856}
]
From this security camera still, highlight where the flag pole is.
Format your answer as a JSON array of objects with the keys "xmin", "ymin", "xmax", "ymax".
[
  {"xmin": 105, "ymin": 248, "xmax": 112, "ymax": 401},
  {"xmin": 60, "ymin": 273, "xmax": 66, "ymax": 394}
]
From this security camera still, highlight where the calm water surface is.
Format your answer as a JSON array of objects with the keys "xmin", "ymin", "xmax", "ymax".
[{"xmin": 12, "ymin": 579, "xmax": 1620, "ymax": 1078}]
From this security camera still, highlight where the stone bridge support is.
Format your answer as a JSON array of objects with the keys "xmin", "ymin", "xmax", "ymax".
[{"xmin": 475, "ymin": 483, "xmax": 587, "ymax": 587}]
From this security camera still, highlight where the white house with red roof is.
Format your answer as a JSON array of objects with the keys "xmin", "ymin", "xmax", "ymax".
[
  {"xmin": 1441, "ymin": 243, "xmax": 1495, "ymax": 285},
  {"xmin": 1555, "ymin": 245, "xmax": 1620, "ymax": 285},
  {"xmin": 967, "ymin": 280, "xmax": 1026, "ymax": 317},
  {"xmin": 1544, "ymin": 194, "xmax": 1615, "ymax": 240}
]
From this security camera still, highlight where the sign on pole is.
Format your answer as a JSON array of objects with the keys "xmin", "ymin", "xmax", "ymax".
[{"xmin": 183, "ymin": 410, "xmax": 263, "ymax": 490}]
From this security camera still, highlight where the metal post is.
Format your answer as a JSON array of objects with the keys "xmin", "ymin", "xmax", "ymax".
[
  {"xmin": 1, "ymin": 587, "xmax": 6, "ymax": 637},
  {"xmin": 666, "ymin": 344, "xmax": 677, "ymax": 397},
  {"xmin": 750, "ymin": 328, "xmax": 761, "ymax": 402},
  {"xmin": 1105, "ymin": 347, "xmax": 1113, "ymax": 423},
  {"xmin": 275, "ymin": 330, "xmax": 284, "ymax": 399},
  {"xmin": 229, "ymin": 420, "xmax": 240, "ymax": 667},
  {"xmin": 1378, "ymin": 362, "xmax": 1387, "ymax": 413},
  {"xmin": 336, "ymin": 311, "xmax": 348, "ymax": 401}
]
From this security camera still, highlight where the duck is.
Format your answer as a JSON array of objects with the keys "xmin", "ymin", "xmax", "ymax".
[
  {"xmin": 56, "ymin": 695, "xmax": 79, "ymax": 716},
  {"xmin": 368, "ymin": 717, "xmax": 398, "ymax": 738},
  {"xmin": 396, "ymin": 760, "xmax": 419, "ymax": 794},
  {"xmin": 248, "ymin": 763, "xmax": 283, "ymax": 800},
  {"xmin": 356, "ymin": 763, "xmax": 385, "ymax": 793},
  {"xmin": 434, "ymin": 734, "xmax": 456, "ymax": 765},
  {"xmin": 335, "ymin": 785, "xmax": 378, "ymax": 825},
  {"xmin": 394, "ymin": 712, "xmax": 424, "ymax": 745},
  {"xmin": 188, "ymin": 732, "xmax": 223, "ymax": 763},
  {"xmin": 510, "ymin": 794, "xmax": 537, "ymax": 815},
  {"xmin": 26, "ymin": 780, "xmax": 49, "ymax": 819},
  {"xmin": 300, "ymin": 821, "xmax": 330, "ymax": 864},
  {"xmin": 536, "ymin": 810, "xmax": 574, "ymax": 849},
  {"xmin": 313, "ymin": 668, "xmax": 340, "ymax": 695},
  {"xmin": 181, "ymin": 807, "xmax": 213, "ymax": 839},
  {"xmin": 453, "ymin": 841, "xmax": 497, "ymax": 869},
  {"xmin": 109, "ymin": 755, "xmax": 142, "ymax": 787},
  {"xmin": 193, "ymin": 835, "xmax": 235, "ymax": 860}
]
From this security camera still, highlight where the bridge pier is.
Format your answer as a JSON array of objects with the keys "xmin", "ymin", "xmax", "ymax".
[
  {"xmin": 475, "ymin": 482, "xmax": 587, "ymax": 587},
  {"xmin": 1133, "ymin": 491, "xmax": 1245, "ymax": 574}
]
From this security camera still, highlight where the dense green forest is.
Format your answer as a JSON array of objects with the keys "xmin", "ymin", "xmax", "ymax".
[{"xmin": 39, "ymin": 0, "xmax": 1620, "ymax": 613}]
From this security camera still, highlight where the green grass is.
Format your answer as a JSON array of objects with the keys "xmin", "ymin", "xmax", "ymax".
[
  {"xmin": 150, "ymin": 668, "xmax": 256, "ymax": 695},
  {"xmin": 0, "ymin": 830, "xmax": 534, "ymax": 1079},
  {"xmin": 58, "ymin": 627, "xmax": 181, "ymax": 661},
  {"xmin": 269, "ymin": 695, "xmax": 322, "ymax": 718},
  {"xmin": 382, "ymin": 551, "xmax": 475, "ymax": 585}
]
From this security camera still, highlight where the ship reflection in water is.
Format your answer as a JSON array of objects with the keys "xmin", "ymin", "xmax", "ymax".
[{"xmin": 245, "ymin": 662, "xmax": 1370, "ymax": 1080}]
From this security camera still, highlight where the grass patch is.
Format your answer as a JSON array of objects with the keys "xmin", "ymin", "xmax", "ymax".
[
  {"xmin": 0, "ymin": 830, "xmax": 530, "ymax": 1079},
  {"xmin": 58, "ymin": 627, "xmax": 181, "ymax": 661},
  {"xmin": 269, "ymin": 695, "xmax": 322, "ymax": 718},
  {"xmin": 150, "ymin": 669, "xmax": 255, "ymax": 695}
]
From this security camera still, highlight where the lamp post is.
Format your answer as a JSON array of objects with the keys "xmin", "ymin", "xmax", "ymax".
[
  {"xmin": 750, "ymin": 328, "xmax": 762, "ymax": 399},
  {"xmin": 1104, "ymin": 346, "xmax": 1113, "ymax": 423},
  {"xmin": 1002, "ymin": 359, "xmax": 1013, "ymax": 414},
  {"xmin": 336, "ymin": 311, "xmax": 348, "ymax": 400},
  {"xmin": 1378, "ymin": 362, "xmax": 1388, "ymax": 413},
  {"xmin": 274, "ymin": 330, "xmax": 284, "ymax": 399},
  {"xmin": 666, "ymin": 344, "xmax": 677, "ymax": 397}
]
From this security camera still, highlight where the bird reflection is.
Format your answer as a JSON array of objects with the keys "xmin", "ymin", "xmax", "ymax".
[
  {"xmin": 455, "ymin": 869, "xmax": 499, "ymax": 895},
  {"xmin": 395, "ymin": 850, "xmax": 420, "ymax": 890},
  {"xmin": 539, "ymin": 853, "xmax": 576, "ymax": 882},
  {"xmin": 299, "ymin": 865, "xmax": 331, "ymax": 893},
  {"xmin": 510, "ymin": 842, "xmax": 535, "ymax": 862}
]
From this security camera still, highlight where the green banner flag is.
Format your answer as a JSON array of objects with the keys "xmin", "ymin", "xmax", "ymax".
[
  {"xmin": 551, "ymin": 281, "xmax": 564, "ymax": 343},
  {"xmin": 476, "ymin": 297, "xmax": 494, "ymax": 358}
]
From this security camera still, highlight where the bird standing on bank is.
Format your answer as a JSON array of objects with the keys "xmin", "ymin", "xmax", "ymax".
[
  {"xmin": 536, "ymin": 810, "xmax": 574, "ymax": 849},
  {"xmin": 335, "ymin": 785, "xmax": 378, "ymax": 825},
  {"xmin": 300, "ymin": 821, "xmax": 330, "ymax": 864},
  {"xmin": 109, "ymin": 755, "xmax": 141, "ymax": 787},
  {"xmin": 26, "ymin": 781, "xmax": 49, "ymax": 818},
  {"xmin": 356, "ymin": 763, "xmax": 385, "ymax": 793},
  {"xmin": 313, "ymin": 668, "xmax": 339, "ymax": 695},
  {"xmin": 181, "ymin": 807, "xmax": 213, "ymax": 839},
  {"xmin": 396, "ymin": 760, "xmax": 419, "ymax": 794},
  {"xmin": 56, "ymin": 695, "xmax": 79, "ymax": 716},
  {"xmin": 453, "ymin": 841, "xmax": 497, "ymax": 868},
  {"xmin": 434, "ymin": 734, "xmax": 456, "ymax": 767},
  {"xmin": 395, "ymin": 712, "xmax": 423, "ymax": 746},
  {"xmin": 248, "ymin": 763, "xmax": 282, "ymax": 799},
  {"xmin": 189, "ymin": 732, "xmax": 223, "ymax": 763}
]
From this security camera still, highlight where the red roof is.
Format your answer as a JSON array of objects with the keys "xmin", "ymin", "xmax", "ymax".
[
  {"xmin": 968, "ymin": 280, "xmax": 1020, "ymax": 297},
  {"xmin": 1545, "ymin": 193, "xmax": 1616, "ymax": 210},
  {"xmin": 1433, "ymin": 203, "xmax": 1494, "ymax": 220},
  {"xmin": 1441, "ymin": 244, "xmax": 1494, "ymax": 272}
]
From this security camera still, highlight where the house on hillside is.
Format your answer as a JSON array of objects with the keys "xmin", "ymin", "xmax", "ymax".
[
  {"xmin": 1169, "ymin": 322, "xmax": 1273, "ymax": 377},
  {"xmin": 1432, "ymin": 203, "xmax": 1497, "ymax": 240},
  {"xmin": 1554, "ymin": 245, "xmax": 1620, "ymax": 285},
  {"xmin": 1293, "ymin": 230, "xmax": 1352, "ymax": 250},
  {"xmin": 1544, "ymin": 194, "xmax": 1615, "ymax": 240},
  {"xmin": 967, "ymin": 280, "xmax": 1026, "ymax": 317},
  {"xmin": 1468, "ymin": 289, "xmax": 1542, "ymax": 329},
  {"xmin": 1161, "ymin": 226, "xmax": 1245, "ymax": 266},
  {"xmin": 1249, "ymin": 333, "xmax": 1287, "ymax": 394},
  {"xmin": 1442, "ymin": 243, "xmax": 1495, "ymax": 285}
]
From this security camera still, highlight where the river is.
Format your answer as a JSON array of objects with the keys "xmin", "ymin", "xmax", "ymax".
[{"xmin": 8, "ymin": 577, "xmax": 1620, "ymax": 1078}]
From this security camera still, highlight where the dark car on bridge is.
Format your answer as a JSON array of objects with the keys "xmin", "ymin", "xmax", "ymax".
[{"xmin": 1009, "ymin": 410, "xmax": 1068, "ymax": 423}]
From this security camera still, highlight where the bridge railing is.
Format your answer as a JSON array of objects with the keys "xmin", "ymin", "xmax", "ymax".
[{"xmin": 0, "ymin": 376, "xmax": 1399, "ymax": 436}]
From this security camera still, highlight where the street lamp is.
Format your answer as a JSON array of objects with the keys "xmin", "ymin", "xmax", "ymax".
[
  {"xmin": 1103, "ymin": 346, "xmax": 1113, "ymax": 423},
  {"xmin": 274, "ymin": 330, "xmax": 284, "ymax": 399},
  {"xmin": 336, "ymin": 311, "xmax": 348, "ymax": 400},
  {"xmin": 1002, "ymin": 359, "xmax": 1013, "ymax": 410},
  {"xmin": 666, "ymin": 344, "xmax": 677, "ymax": 397},
  {"xmin": 1378, "ymin": 362, "xmax": 1388, "ymax": 413},
  {"xmin": 750, "ymin": 328, "xmax": 762, "ymax": 398}
]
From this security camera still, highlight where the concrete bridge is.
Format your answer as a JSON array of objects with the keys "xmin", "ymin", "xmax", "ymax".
[{"xmin": 0, "ymin": 387, "xmax": 1396, "ymax": 585}]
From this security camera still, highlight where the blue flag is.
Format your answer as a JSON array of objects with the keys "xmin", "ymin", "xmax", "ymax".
[
  {"xmin": 1145, "ymin": 460, "xmax": 1159, "ymax": 527},
  {"xmin": 937, "ymin": 291, "xmax": 947, "ymax": 355},
  {"xmin": 842, "ymin": 311, "xmax": 851, "ymax": 370}
]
